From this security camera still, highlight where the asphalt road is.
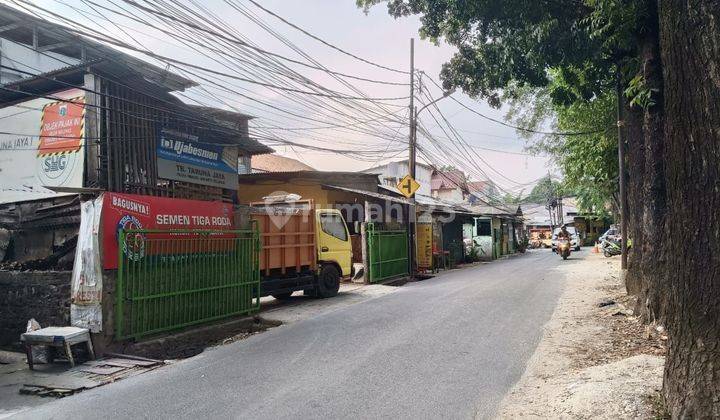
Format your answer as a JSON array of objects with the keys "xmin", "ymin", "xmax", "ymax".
[{"xmin": 15, "ymin": 249, "xmax": 569, "ymax": 420}]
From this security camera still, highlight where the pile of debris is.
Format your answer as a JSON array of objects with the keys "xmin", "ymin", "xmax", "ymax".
[{"xmin": 19, "ymin": 354, "xmax": 163, "ymax": 398}]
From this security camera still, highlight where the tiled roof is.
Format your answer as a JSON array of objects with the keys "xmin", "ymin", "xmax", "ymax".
[{"xmin": 431, "ymin": 169, "xmax": 467, "ymax": 190}]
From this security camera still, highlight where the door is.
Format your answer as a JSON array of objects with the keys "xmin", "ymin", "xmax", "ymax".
[{"xmin": 316, "ymin": 210, "xmax": 352, "ymax": 276}]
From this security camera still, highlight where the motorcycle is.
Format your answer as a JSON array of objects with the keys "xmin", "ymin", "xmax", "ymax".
[
  {"xmin": 601, "ymin": 236, "xmax": 632, "ymax": 258},
  {"xmin": 601, "ymin": 238, "xmax": 621, "ymax": 257},
  {"xmin": 557, "ymin": 238, "xmax": 571, "ymax": 260}
]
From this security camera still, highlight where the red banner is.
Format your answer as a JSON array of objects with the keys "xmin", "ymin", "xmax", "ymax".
[{"xmin": 102, "ymin": 192, "xmax": 235, "ymax": 269}]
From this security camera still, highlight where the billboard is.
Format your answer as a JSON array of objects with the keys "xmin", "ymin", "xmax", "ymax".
[
  {"xmin": 0, "ymin": 88, "xmax": 85, "ymax": 203},
  {"xmin": 156, "ymin": 128, "xmax": 238, "ymax": 189},
  {"xmin": 101, "ymin": 192, "xmax": 235, "ymax": 269}
]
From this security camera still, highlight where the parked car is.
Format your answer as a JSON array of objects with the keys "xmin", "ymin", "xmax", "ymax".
[
  {"xmin": 551, "ymin": 227, "xmax": 581, "ymax": 252},
  {"xmin": 599, "ymin": 225, "xmax": 620, "ymax": 243}
]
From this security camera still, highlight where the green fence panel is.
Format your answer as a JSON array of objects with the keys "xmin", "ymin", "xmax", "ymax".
[
  {"xmin": 116, "ymin": 228, "xmax": 260, "ymax": 340},
  {"xmin": 367, "ymin": 223, "xmax": 409, "ymax": 283}
]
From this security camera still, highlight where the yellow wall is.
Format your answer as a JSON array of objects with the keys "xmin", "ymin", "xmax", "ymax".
[
  {"xmin": 238, "ymin": 178, "xmax": 373, "ymax": 209},
  {"xmin": 238, "ymin": 180, "xmax": 331, "ymax": 206}
]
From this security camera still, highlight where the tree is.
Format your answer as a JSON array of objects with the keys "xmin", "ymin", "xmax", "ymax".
[
  {"xmin": 524, "ymin": 175, "xmax": 561, "ymax": 205},
  {"xmin": 358, "ymin": 0, "xmax": 720, "ymax": 415},
  {"xmin": 505, "ymin": 79, "xmax": 619, "ymax": 217}
]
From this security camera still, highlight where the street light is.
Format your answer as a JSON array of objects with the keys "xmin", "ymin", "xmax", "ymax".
[
  {"xmin": 407, "ymin": 88, "xmax": 455, "ymax": 277},
  {"xmin": 416, "ymin": 89, "xmax": 456, "ymax": 118},
  {"xmin": 409, "ymin": 88, "xmax": 455, "ymax": 180}
]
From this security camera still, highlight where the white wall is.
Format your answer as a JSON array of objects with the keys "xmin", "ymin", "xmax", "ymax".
[
  {"xmin": 362, "ymin": 161, "xmax": 432, "ymax": 196},
  {"xmin": 435, "ymin": 188, "xmax": 464, "ymax": 204},
  {"xmin": 0, "ymin": 38, "xmax": 80, "ymax": 84}
]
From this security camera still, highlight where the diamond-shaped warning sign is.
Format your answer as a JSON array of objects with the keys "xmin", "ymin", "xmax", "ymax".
[{"xmin": 397, "ymin": 174, "xmax": 421, "ymax": 198}]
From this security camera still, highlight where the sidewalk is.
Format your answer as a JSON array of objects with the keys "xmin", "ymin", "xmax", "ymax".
[{"xmin": 496, "ymin": 251, "xmax": 666, "ymax": 419}]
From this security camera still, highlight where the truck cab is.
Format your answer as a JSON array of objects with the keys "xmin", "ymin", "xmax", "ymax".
[{"xmin": 315, "ymin": 209, "xmax": 353, "ymax": 277}]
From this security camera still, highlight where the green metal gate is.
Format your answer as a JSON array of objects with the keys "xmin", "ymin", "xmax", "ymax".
[
  {"xmin": 366, "ymin": 223, "xmax": 409, "ymax": 283},
  {"xmin": 116, "ymin": 228, "xmax": 260, "ymax": 340}
]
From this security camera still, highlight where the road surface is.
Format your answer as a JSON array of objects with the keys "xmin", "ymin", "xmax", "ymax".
[{"xmin": 15, "ymin": 249, "xmax": 571, "ymax": 419}]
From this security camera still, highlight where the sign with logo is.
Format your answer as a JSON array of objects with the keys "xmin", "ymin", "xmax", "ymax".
[
  {"xmin": 397, "ymin": 174, "xmax": 421, "ymax": 198},
  {"xmin": 0, "ymin": 89, "xmax": 85, "ymax": 204},
  {"xmin": 156, "ymin": 128, "xmax": 238, "ymax": 189},
  {"xmin": 416, "ymin": 223, "xmax": 433, "ymax": 270},
  {"xmin": 101, "ymin": 192, "xmax": 236, "ymax": 269}
]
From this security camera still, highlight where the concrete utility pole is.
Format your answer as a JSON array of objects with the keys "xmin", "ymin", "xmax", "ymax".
[
  {"xmin": 408, "ymin": 38, "xmax": 416, "ymax": 277},
  {"xmin": 616, "ymin": 73, "xmax": 628, "ymax": 270},
  {"xmin": 409, "ymin": 38, "xmax": 415, "ymax": 181}
]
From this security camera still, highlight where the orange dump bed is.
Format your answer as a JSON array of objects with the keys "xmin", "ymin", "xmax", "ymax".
[{"xmin": 250, "ymin": 200, "xmax": 317, "ymax": 276}]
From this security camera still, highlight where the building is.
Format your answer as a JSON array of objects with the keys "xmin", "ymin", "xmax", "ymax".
[
  {"xmin": 361, "ymin": 159, "xmax": 433, "ymax": 197},
  {"xmin": 466, "ymin": 180, "xmax": 500, "ymax": 204},
  {"xmin": 466, "ymin": 204, "xmax": 524, "ymax": 259},
  {"xmin": 0, "ymin": 5, "xmax": 271, "ymax": 346},
  {"xmin": 0, "ymin": 4, "xmax": 271, "ymax": 258},
  {"xmin": 430, "ymin": 169, "xmax": 468, "ymax": 204}
]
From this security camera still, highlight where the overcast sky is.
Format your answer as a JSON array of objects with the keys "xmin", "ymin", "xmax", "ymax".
[{"xmin": 17, "ymin": 0, "xmax": 557, "ymax": 193}]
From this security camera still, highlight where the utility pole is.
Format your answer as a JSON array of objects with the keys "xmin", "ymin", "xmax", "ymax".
[
  {"xmin": 407, "ymin": 38, "xmax": 416, "ymax": 278},
  {"xmin": 409, "ymin": 38, "xmax": 415, "ymax": 180},
  {"xmin": 617, "ymin": 73, "xmax": 628, "ymax": 270}
]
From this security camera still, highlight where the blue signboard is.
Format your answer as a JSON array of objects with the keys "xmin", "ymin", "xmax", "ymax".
[{"xmin": 156, "ymin": 128, "xmax": 238, "ymax": 189}]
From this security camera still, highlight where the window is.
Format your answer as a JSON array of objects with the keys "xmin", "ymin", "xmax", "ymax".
[
  {"xmin": 320, "ymin": 213, "xmax": 348, "ymax": 241},
  {"xmin": 476, "ymin": 220, "xmax": 491, "ymax": 236}
]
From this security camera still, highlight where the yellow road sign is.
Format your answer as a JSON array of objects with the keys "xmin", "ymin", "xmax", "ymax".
[{"xmin": 397, "ymin": 174, "xmax": 421, "ymax": 198}]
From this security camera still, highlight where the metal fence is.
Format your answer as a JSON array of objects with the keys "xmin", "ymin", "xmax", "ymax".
[
  {"xmin": 366, "ymin": 223, "xmax": 409, "ymax": 283},
  {"xmin": 115, "ymin": 228, "xmax": 260, "ymax": 340}
]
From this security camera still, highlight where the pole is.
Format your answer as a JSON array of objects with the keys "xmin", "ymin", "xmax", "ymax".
[
  {"xmin": 617, "ymin": 73, "xmax": 628, "ymax": 269},
  {"xmin": 407, "ymin": 38, "xmax": 416, "ymax": 278},
  {"xmin": 409, "ymin": 38, "xmax": 415, "ymax": 179}
]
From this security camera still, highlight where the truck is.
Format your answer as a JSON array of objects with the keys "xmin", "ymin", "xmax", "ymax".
[{"xmin": 247, "ymin": 200, "xmax": 353, "ymax": 300}]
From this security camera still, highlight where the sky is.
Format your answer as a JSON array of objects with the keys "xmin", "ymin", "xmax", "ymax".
[{"xmin": 14, "ymin": 0, "xmax": 558, "ymax": 193}]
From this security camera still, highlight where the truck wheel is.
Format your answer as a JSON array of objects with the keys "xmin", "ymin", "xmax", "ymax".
[
  {"xmin": 272, "ymin": 292, "xmax": 293, "ymax": 301},
  {"xmin": 316, "ymin": 265, "xmax": 340, "ymax": 298}
]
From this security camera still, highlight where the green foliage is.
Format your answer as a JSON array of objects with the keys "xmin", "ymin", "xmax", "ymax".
[
  {"xmin": 505, "ymin": 83, "xmax": 618, "ymax": 216},
  {"xmin": 524, "ymin": 175, "xmax": 563, "ymax": 204},
  {"xmin": 501, "ymin": 191, "xmax": 524, "ymax": 205},
  {"xmin": 625, "ymin": 74, "xmax": 659, "ymax": 108},
  {"xmin": 356, "ymin": 0, "xmax": 647, "ymax": 107}
]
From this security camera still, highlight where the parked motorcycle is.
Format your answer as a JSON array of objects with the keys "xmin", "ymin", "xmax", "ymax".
[
  {"xmin": 600, "ymin": 237, "xmax": 631, "ymax": 257},
  {"xmin": 557, "ymin": 238, "xmax": 571, "ymax": 260}
]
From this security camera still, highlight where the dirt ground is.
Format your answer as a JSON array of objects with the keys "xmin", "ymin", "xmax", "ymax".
[{"xmin": 496, "ymin": 250, "xmax": 667, "ymax": 419}]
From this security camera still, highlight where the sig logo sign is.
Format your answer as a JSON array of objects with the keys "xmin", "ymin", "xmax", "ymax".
[
  {"xmin": 117, "ymin": 214, "xmax": 146, "ymax": 262},
  {"xmin": 37, "ymin": 153, "xmax": 73, "ymax": 181}
]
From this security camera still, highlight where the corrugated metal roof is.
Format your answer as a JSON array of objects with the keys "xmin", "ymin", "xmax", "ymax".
[
  {"xmin": 0, "ymin": 4, "xmax": 196, "ymax": 92},
  {"xmin": 321, "ymin": 184, "xmax": 409, "ymax": 205}
]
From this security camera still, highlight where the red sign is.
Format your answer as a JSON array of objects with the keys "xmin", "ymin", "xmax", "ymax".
[
  {"xmin": 38, "ymin": 93, "xmax": 85, "ymax": 156},
  {"xmin": 101, "ymin": 192, "xmax": 235, "ymax": 269}
]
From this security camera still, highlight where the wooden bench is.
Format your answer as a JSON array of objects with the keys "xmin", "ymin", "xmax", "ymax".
[{"xmin": 21, "ymin": 327, "xmax": 95, "ymax": 369}]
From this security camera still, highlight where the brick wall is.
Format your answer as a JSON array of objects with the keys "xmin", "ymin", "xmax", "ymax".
[{"xmin": 0, "ymin": 271, "xmax": 71, "ymax": 347}]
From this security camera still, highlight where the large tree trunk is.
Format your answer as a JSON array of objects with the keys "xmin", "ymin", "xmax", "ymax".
[
  {"xmin": 625, "ymin": 0, "xmax": 667, "ymax": 324},
  {"xmin": 624, "ymin": 88, "xmax": 646, "ymax": 299},
  {"xmin": 659, "ymin": 0, "xmax": 720, "ymax": 416}
]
